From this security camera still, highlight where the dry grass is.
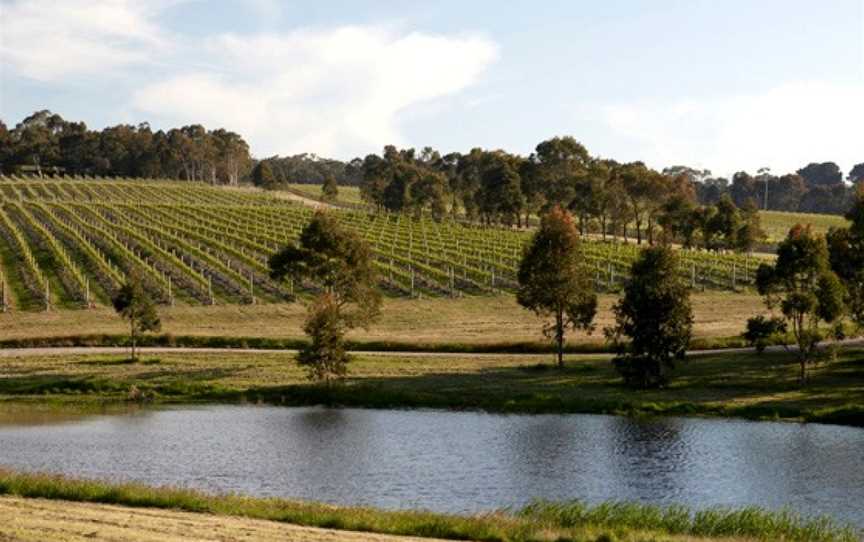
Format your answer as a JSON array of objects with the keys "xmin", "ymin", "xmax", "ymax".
[
  {"xmin": 0, "ymin": 293, "xmax": 767, "ymax": 347},
  {"xmin": 0, "ymin": 497, "xmax": 451, "ymax": 542}
]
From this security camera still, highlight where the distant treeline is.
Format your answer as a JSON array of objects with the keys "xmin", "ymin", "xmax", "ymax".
[
  {"xmin": 350, "ymin": 141, "xmax": 863, "ymax": 230},
  {"xmin": 0, "ymin": 111, "xmax": 252, "ymax": 185},
  {"xmin": 2, "ymin": 111, "xmax": 861, "ymax": 219}
]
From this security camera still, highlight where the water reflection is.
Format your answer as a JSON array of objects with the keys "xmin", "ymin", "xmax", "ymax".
[{"xmin": 0, "ymin": 405, "xmax": 861, "ymax": 527}]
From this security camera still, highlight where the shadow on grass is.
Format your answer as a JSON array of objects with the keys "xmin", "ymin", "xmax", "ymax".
[
  {"xmin": 0, "ymin": 366, "xmax": 242, "ymax": 398},
  {"xmin": 239, "ymin": 349, "xmax": 864, "ymax": 426}
]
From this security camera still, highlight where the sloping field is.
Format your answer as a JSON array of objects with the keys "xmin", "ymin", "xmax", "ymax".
[
  {"xmin": 288, "ymin": 182, "xmax": 365, "ymax": 206},
  {"xmin": 0, "ymin": 175, "xmax": 768, "ymax": 312},
  {"xmin": 759, "ymin": 210, "xmax": 849, "ymax": 242}
]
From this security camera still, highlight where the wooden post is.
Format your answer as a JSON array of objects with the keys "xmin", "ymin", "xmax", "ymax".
[
  {"xmin": 691, "ymin": 261, "xmax": 696, "ymax": 289},
  {"xmin": 610, "ymin": 263, "xmax": 615, "ymax": 290},
  {"xmin": 208, "ymin": 275, "xmax": 214, "ymax": 305},
  {"xmin": 0, "ymin": 277, "xmax": 6, "ymax": 313},
  {"xmin": 44, "ymin": 279, "xmax": 50, "ymax": 312},
  {"xmin": 732, "ymin": 262, "xmax": 737, "ymax": 291},
  {"xmin": 410, "ymin": 266, "xmax": 415, "ymax": 298},
  {"xmin": 249, "ymin": 271, "xmax": 255, "ymax": 304},
  {"xmin": 168, "ymin": 276, "xmax": 174, "ymax": 307},
  {"xmin": 85, "ymin": 278, "xmax": 91, "ymax": 308},
  {"xmin": 450, "ymin": 265, "xmax": 455, "ymax": 297}
]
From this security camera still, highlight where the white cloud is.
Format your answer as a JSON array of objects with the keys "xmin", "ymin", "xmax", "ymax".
[
  {"xmin": 602, "ymin": 81, "xmax": 864, "ymax": 176},
  {"xmin": 133, "ymin": 27, "xmax": 498, "ymax": 157},
  {"xmin": 0, "ymin": 0, "xmax": 176, "ymax": 81},
  {"xmin": 1, "ymin": 1, "xmax": 497, "ymax": 157}
]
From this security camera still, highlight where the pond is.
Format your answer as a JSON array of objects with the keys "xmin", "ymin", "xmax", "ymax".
[{"xmin": 0, "ymin": 405, "xmax": 862, "ymax": 527}]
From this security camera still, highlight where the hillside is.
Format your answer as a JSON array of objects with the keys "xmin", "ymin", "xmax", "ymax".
[{"xmin": 0, "ymin": 175, "xmax": 768, "ymax": 312}]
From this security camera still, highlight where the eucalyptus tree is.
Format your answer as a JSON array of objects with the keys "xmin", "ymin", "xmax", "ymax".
[
  {"xmin": 112, "ymin": 272, "xmax": 161, "ymax": 362},
  {"xmin": 756, "ymin": 225, "xmax": 846, "ymax": 383},
  {"xmin": 269, "ymin": 211, "xmax": 381, "ymax": 381},
  {"xmin": 607, "ymin": 246, "xmax": 693, "ymax": 388},
  {"xmin": 517, "ymin": 206, "xmax": 597, "ymax": 368}
]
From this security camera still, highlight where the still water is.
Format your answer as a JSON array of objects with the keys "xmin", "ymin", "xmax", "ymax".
[{"xmin": 1, "ymin": 405, "xmax": 862, "ymax": 526}]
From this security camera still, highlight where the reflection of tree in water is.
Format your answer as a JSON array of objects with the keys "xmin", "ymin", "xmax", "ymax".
[{"xmin": 609, "ymin": 416, "xmax": 689, "ymax": 502}]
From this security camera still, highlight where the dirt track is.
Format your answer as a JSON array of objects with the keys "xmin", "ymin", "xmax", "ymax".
[
  {"xmin": 0, "ymin": 338, "xmax": 861, "ymax": 360},
  {"xmin": 0, "ymin": 497, "xmax": 454, "ymax": 542}
]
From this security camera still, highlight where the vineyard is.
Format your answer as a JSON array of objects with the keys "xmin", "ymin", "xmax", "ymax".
[{"xmin": 0, "ymin": 176, "xmax": 770, "ymax": 312}]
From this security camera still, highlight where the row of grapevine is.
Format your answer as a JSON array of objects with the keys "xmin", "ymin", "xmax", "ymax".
[{"xmin": 0, "ymin": 176, "xmax": 772, "ymax": 311}]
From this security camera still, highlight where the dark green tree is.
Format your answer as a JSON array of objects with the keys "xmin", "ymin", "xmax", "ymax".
[
  {"xmin": 252, "ymin": 160, "xmax": 277, "ymax": 190},
  {"xmin": 607, "ymin": 246, "xmax": 693, "ymax": 388},
  {"xmin": 756, "ymin": 225, "xmax": 846, "ymax": 383},
  {"xmin": 744, "ymin": 315, "xmax": 787, "ymax": 354},
  {"xmin": 112, "ymin": 273, "xmax": 161, "ymax": 362},
  {"xmin": 321, "ymin": 174, "xmax": 339, "ymax": 202},
  {"xmin": 517, "ymin": 206, "xmax": 597, "ymax": 368},
  {"xmin": 734, "ymin": 200, "xmax": 766, "ymax": 253},
  {"xmin": 532, "ymin": 136, "xmax": 590, "ymax": 211},
  {"xmin": 827, "ymin": 186, "xmax": 864, "ymax": 328},
  {"xmin": 269, "ymin": 211, "xmax": 381, "ymax": 381},
  {"xmin": 849, "ymin": 163, "xmax": 864, "ymax": 185}
]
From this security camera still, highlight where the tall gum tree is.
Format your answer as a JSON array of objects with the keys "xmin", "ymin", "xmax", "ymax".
[
  {"xmin": 517, "ymin": 206, "xmax": 597, "ymax": 368},
  {"xmin": 756, "ymin": 225, "xmax": 846, "ymax": 383},
  {"xmin": 269, "ymin": 211, "xmax": 381, "ymax": 381}
]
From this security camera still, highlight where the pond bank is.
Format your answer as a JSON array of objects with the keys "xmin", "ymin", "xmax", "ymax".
[
  {"xmin": 1, "ymin": 348, "xmax": 862, "ymax": 427},
  {"xmin": 0, "ymin": 470, "xmax": 857, "ymax": 542}
]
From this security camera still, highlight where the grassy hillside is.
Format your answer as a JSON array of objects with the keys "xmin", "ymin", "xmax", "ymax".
[
  {"xmin": 759, "ymin": 210, "xmax": 849, "ymax": 243},
  {"xmin": 0, "ymin": 176, "xmax": 769, "ymax": 313},
  {"xmin": 287, "ymin": 182, "xmax": 364, "ymax": 206}
]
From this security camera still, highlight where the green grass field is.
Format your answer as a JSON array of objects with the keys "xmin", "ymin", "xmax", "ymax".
[
  {"xmin": 758, "ymin": 210, "xmax": 849, "ymax": 243},
  {"xmin": 2, "ymin": 345, "xmax": 862, "ymax": 426},
  {"xmin": 287, "ymin": 182, "xmax": 365, "ymax": 206}
]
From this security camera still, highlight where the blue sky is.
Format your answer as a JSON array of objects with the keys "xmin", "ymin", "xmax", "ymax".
[{"xmin": 1, "ymin": 0, "xmax": 862, "ymax": 177}]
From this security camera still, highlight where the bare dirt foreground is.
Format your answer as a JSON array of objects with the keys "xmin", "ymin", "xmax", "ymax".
[{"xmin": 0, "ymin": 497, "xmax": 454, "ymax": 542}]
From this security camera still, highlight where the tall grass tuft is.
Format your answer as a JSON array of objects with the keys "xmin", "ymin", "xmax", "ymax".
[{"xmin": 518, "ymin": 500, "xmax": 860, "ymax": 542}]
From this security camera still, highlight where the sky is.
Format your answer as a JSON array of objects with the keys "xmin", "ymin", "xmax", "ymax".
[{"xmin": 0, "ymin": 0, "xmax": 862, "ymax": 178}]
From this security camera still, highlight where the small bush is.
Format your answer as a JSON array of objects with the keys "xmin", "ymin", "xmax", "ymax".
[{"xmin": 744, "ymin": 316, "xmax": 787, "ymax": 354}]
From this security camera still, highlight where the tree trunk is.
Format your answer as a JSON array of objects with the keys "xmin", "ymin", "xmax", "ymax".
[
  {"xmin": 556, "ymin": 309, "xmax": 564, "ymax": 369},
  {"xmin": 130, "ymin": 322, "xmax": 137, "ymax": 362}
]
